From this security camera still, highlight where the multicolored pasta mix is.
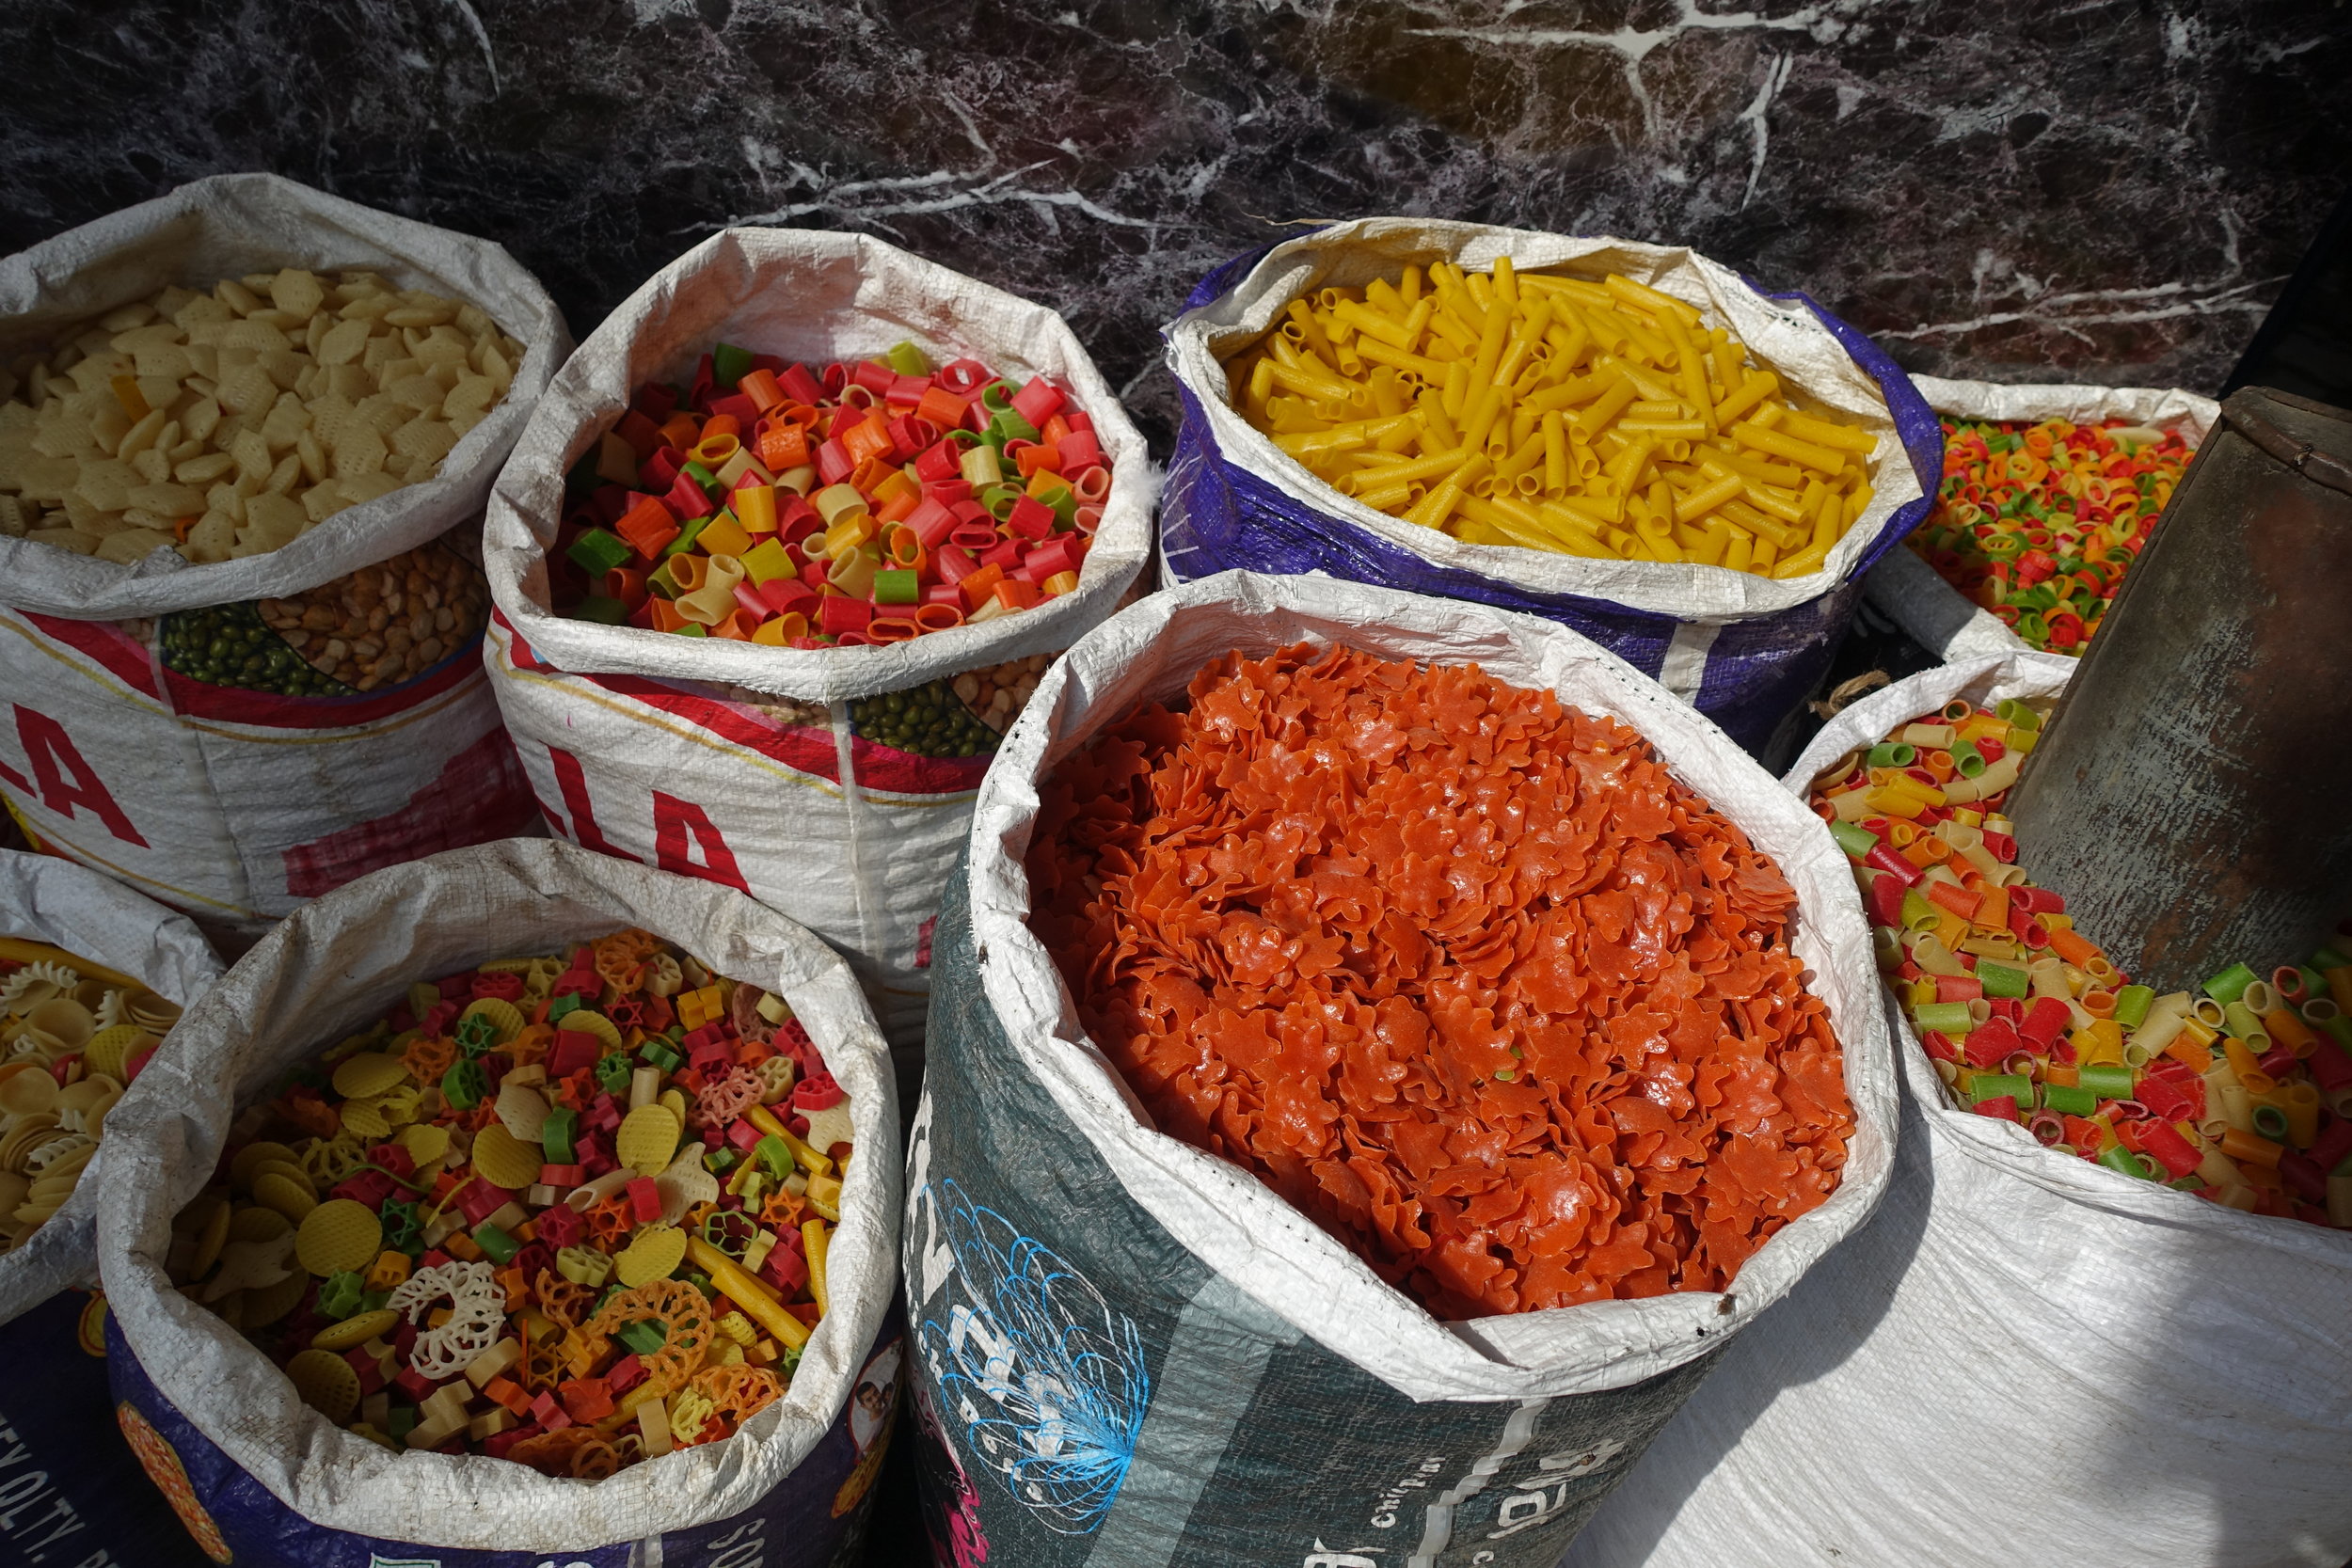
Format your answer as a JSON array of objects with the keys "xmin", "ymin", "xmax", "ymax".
[
  {"xmin": 164, "ymin": 932, "xmax": 854, "ymax": 1477},
  {"xmin": 1906, "ymin": 417, "xmax": 2195, "ymax": 653},
  {"xmin": 0, "ymin": 939, "xmax": 180, "ymax": 1252},
  {"xmin": 1809, "ymin": 701, "xmax": 2352, "ymax": 1227},
  {"xmin": 552, "ymin": 341, "xmax": 1109, "ymax": 645},
  {"xmin": 1222, "ymin": 260, "xmax": 1879, "ymax": 578},
  {"xmin": 1027, "ymin": 643, "xmax": 1855, "ymax": 1319}
]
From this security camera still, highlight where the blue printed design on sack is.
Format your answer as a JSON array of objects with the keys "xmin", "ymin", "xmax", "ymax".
[{"xmin": 917, "ymin": 1179, "xmax": 1149, "ymax": 1535}]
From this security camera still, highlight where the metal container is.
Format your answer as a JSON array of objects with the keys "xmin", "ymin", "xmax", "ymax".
[{"xmin": 2007, "ymin": 387, "xmax": 2352, "ymax": 990}]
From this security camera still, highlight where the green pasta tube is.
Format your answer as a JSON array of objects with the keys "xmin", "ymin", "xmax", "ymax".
[
  {"xmin": 1829, "ymin": 820, "xmax": 1879, "ymax": 859},
  {"xmin": 2222, "ymin": 1001, "xmax": 2271, "ymax": 1051},
  {"xmin": 1915, "ymin": 1002, "xmax": 1975, "ymax": 1035},
  {"xmin": 2077, "ymin": 1065, "xmax": 2137, "ymax": 1101},
  {"xmin": 1948, "ymin": 737, "xmax": 1987, "ymax": 778},
  {"xmin": 2203, "ymin": 962, "xmax": 2258, "ymax": 1006},
  {"xmin": 1867, "ymin": 741, "xmax": 1916, "ymax": 768},
  {"xmin": 1978, "ymin": 959, "xmax": 2029, "ymax": 1000},
  {"xmin": 2112, "ymin": 984, "xmax": 2156, "ymax": 1030},
  {"xmin": 1971, "ymin": 1072, "xmax": 2033, "ymax": 1104},
  {"xmin": 2042, "ymin": 1084, "xmax": 2097, "ymax": 1117}
]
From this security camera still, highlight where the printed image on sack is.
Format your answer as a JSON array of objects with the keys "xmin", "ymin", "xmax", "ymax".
[
  {"xmin": 904, "ymin": 1137, "xmax": 1680, "ymax": 1568},
  {"xmin": 0, "ymin": 537, "xmax": 539, "ymax": 930}
]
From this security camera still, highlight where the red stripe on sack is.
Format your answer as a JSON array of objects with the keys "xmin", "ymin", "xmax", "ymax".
[
  {"xmin": 280, "ymin": 728, "xmax": 541, "ymax": 897},
  {"xmin": 498, "ymin": 611, "xmax": 989, "ymax": 796},
  {"xmin": 163, "ymin": 637, "xmax": 485, "ymax": 729},
  {"xmin": 842, "ymin": 735, "xmax": 992, "ymax": 797},
  {"xmin": 19, "ymin": 612, "xmax": 160, "ymax": 697},
  {"xmin": 498, "ymin": 612, "xmax": 842, "ymax": 784}
]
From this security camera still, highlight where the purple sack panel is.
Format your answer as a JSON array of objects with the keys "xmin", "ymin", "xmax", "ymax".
[
  {"xmin": 103, "ymin": 1309, "xmax": 907, "ymax": 1568},
  {"xmin": 1162, "ymin": 247, "xmax": 1943, "ymax": 755}
]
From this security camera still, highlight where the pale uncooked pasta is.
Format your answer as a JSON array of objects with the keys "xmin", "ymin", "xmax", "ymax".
[
  {"xmin": 0, "ymin": 268, "xmax": 526, "ymax": 565},
  {"xmin": 0, "ymin": 938, "xmax": 179, "ymax": 1251}
]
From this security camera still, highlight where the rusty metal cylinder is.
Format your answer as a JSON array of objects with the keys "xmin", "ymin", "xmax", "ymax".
[{"xmin": 2007, "ymin": 387, "xmax": 2352, "ymax": 990}]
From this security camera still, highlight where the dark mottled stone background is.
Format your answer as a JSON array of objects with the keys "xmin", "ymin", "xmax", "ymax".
[{"xmin": 2, "ymin": 0, "xmax": 2346, "ymax": 442}]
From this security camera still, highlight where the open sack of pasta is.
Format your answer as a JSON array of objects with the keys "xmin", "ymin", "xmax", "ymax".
[
  {"xmin": 1564, "ymin": 652, "xmax": 2352, "ymax": 1568},
  {"xmin": 485, "ymin": 228, "xmax": 1152, "ymax": 1068},
  {"xmin": 0, "ymin": 173, "xmax": 562, "ymax": 931},
  {"xmin": 902, "ymin": 570, "xmax": 1895, "ymax": 1566},
  {"xmin": 0, "ymin": 852, "xmax": 233, "ymax": 1568},
  {"xmin": 1862, "ymin": 376, "xmax": 2218, "ymax": 661},
  {"xmin": 0, "ymin": 848, "xmax": 220, "ymax": 1323},
  {"xmin": 1160, "ymin": 220, "xmax": 1940, "ymax": 754},
  {"xmin": 93, "ymin": 838, "xmax": 903, "ymax": 1567}
]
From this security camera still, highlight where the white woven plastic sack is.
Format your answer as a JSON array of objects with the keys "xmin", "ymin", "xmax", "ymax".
[
  {"xmin": 484, "ymin": 228, "xmax": 1153, "ymax": 1061},
  {"xmin": 0, "ymin": 173, "xmax": 566, "ymax": 930},
  {"xmin": 0, "ymin": 848, "xmax": 219, "ymax": 1325},
  {"xmin": 1863, "ymin": 375, "xmax": 2221, "ymax": 659},
  {"xmin": 961, "ymin": 570, "xmax": 1897, "ymax": 1401},
  {"xmin": 901, "ymin": 571, "xmax": 1898, "ymax": 1563},
  {"xmin": 1564, "ymin": 653, "xmax": 2352, "ymax": 1568},
  {"xmin": 93, "ymin": 838, "xmax": 903, "ymax": 1563}
]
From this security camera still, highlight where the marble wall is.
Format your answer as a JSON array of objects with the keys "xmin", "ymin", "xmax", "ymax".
[{"xmin": 1, "ymin": 0, "xmax": 2344, "ymax": 439}]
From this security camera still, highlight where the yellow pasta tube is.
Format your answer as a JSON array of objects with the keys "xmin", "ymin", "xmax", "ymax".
[
  {"xmin": 803, "ymin": 1220, "xmax": 832, "ymax": 1317},
  {"xmin": 1470, "ymin": 300, "xmax": 1513, "ymax": 389},
  {"xmin": 1605, "ymin": 273, "xmax": 1703, "ymax": 328},
  {"xmin": 1496, "ymin": 432, "xmax": 1547, "ymax": 489},
  {"xmin": 1265, "ymin": 357, "xmax": 1361, "ymax": 407},
  {"xmin": 1572, "ymin": 373, "xmax": 1639, "ymax": 439},
  {"xmin": 1407, "ymin": 452, "xmax": 1488, "ymax": 529},
  {"xmin": 1772, "ymin": 542, "xmax": 1830, "ymax": 578},
  {"xmin": 1732, "ymin": 420, "xmax": 1849, "ymax": 476},
  {"xmin": 1714, "ymin": 370, "xmax": 1780, "ymax": 426},
  {"xmin": 1778, "ymin": 407, "xmax": 1879, "ymax": 454},
  {"xmin": 1531, "ymin": 367, "xmax": 1615, "ymax": 411},
  {"xmin": 1661, "ymin": 315, "xmax": 1717, "ymax": 435},
  {"xmin": 1675, "ymin": 471, "xmax": 1745, "ymax": 523},
  {"xmin": 685, "ymin": 1236, "xmax": 812, "ymax": 1349},
  {"xmin": 1353, "ymin": 336, "xmax": 1449, "ymax": 383},
  {"xmin": 1492, "ymin": 299, "xmax": 1552, "ymax": 387},
  {"xmin": 1416, "ymin": 390, "xmax": 1459, "ymax": 451},
  {"xmin": 1541, "ymin": 411, "xmax": 1568, "ymax": 496},
  {"xmin": 1332, "ymin": 298, "xmax": 1413, "ymax": 350}
]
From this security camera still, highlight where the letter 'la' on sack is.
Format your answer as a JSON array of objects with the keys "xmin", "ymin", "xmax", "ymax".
[
  {"xmin": 94, "ymin": 839, "xmax": 906, "ymax": 1567},
  {"xmin": 1565, "ymin": 652, "xmax": 2352, "ymax": 1568},
  {"xmin": 0, "ymin": 174, "xmax": 567, "ymax": 939},
  {"xmin": 483, "ymin": 228, "xmax": 1153, "ymax": 1089},
  {"xmin": 903, "ymin": 571, "xmax": 1898, "ymax": 1566},
  {"xmin": 1159, "ymin": 219, "xmax": 1942, "ymax": 758}
]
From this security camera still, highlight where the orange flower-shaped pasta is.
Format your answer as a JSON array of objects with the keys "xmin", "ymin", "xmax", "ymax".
[{"xmin": 1026, "ymin": 643, "xmax": 1852, "ymax": 1319}]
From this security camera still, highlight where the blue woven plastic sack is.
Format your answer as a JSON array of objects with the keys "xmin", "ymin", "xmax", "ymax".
[{"xmin": 1160, "ymin": 222, "xmax": 1943, "ymax": 755}]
